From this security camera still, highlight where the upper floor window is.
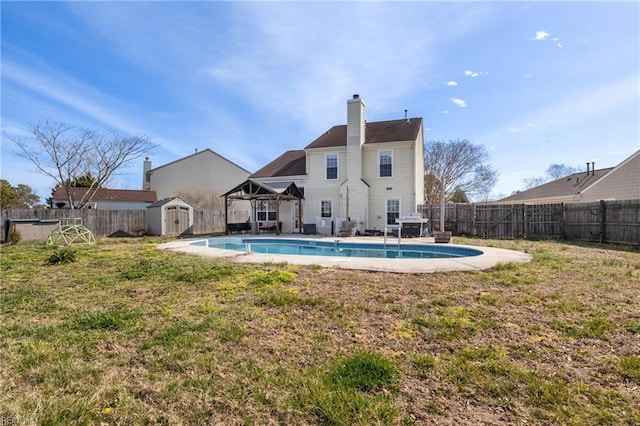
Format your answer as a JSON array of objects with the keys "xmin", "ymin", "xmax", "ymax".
[
  {"xmin": 379, "ymin": 150, "xmax": 393, "ymax": 177},
  {"xmin": 326, "ymin": 154, "xmax": 338, "ymax": 180}
]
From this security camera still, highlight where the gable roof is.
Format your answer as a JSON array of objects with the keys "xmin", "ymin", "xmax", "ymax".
[
  {"xmin": 147, "ymin": 197, "xmax": 190, "ymax": 208},
  {"xmin": 305, "ymin": 117, "xmax": 422, "ymax": 149},
  {"xmin": 253, "ymin": 117, "xmax": 423, "ymax": 179},
  {"xmin": 52, "ymin": 187, "xmax": 158, "ymax": 203},
  {"xmin": 149, "ymin": 148, "xmax": 252, "ymax": 175},
  {"xmin": 222, "ymin": 179, "xmax": 304, "ymax": 200},
  {"xmin": 251, "ymin": 150, "xmax": 306, "ymax": 178},
  {"xmin": 498, "ymin": 168, "xmax": 614, "ymax": 203}
]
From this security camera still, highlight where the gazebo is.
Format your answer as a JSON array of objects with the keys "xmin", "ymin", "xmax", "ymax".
[{"xmin": 221, "ymin": 179, "xmax": 304, "ymax": 235}]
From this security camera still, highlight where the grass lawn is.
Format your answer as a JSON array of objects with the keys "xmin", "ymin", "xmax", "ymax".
[{"xmin": 1, "ymin": 237, "xmax": 639, "ymax": 425}]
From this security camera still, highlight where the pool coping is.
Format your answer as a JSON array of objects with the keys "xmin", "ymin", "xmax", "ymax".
[{"xmin": 158, "ymin": 234, "xmax": 533, "ymax": 273}]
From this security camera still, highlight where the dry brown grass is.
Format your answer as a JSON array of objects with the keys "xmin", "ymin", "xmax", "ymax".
[{"xmin": 1, "ymin": 237, "xmax": 639, "ymax": 424}]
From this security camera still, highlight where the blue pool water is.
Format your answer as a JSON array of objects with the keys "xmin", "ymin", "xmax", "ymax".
[{"xmin": 192, "ymin": 238, "xmax": 483, "ymax": 259}]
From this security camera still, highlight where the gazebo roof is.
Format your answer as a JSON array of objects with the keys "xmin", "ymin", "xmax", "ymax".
[{"xmin": 222, "ymin": 179, "xmax": 304, "ymax": 201}]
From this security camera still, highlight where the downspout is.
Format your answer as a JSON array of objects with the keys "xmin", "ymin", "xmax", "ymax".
[
  {"xmin": 275, "ymin": 195, "xmax": 281, "ymax": 235},
  {"xmin": 440, "ymin": 173, "xmax": 446, "ymax": 232},
  {"xmin": 224, "ymin": 195, "xmax": 229, "ymax": 235},
  {"xmin": 298, "ymin": 196, "xmax": 303, "ymax": 234}
]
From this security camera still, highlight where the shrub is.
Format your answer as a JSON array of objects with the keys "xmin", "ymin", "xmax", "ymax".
[
  {"xmin": 327, "ymin": 350, "xmax": 399, "ymax": 393},
  {"xmin": 47, "ymin": 247, "xmax": 76, "ymax": 265},
  {"xmin": 10, "ymin": 227, "xmax": 21, "ymax": 245},
  {"xmin": 618, "ymin": 355, "xmax": 640, "ymax": 382},
  {"xmin": 250, "ymin": 270, "xmax": 296, "ymax": 287},
  {"xmin": 76, "ymin": 308, "xmax": 140, "ymax": 330}
]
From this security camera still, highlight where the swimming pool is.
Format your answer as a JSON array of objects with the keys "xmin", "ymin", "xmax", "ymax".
[{"xmin": 192, "ymin": 237, "xmax": 483, "ymax": 259}]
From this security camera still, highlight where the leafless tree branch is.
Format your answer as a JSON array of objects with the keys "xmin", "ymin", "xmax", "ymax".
[{"xmin": 9, "ymin": 120, "xmax": 158, "ymax": 208}]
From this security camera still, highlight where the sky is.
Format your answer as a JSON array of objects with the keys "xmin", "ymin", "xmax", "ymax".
[{"xmin": 1, "ymin": 1, "xmax": 639, "ymax": 202}]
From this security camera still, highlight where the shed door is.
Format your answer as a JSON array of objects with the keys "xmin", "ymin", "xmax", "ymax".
[{"xmin": 166, "ymin": 206, "xmax": 190, "ymax": 235}]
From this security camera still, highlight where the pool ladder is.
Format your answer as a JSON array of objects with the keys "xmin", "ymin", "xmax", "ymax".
[{"xmin": 383, "ymin": 226, "xmax": 402, "ymax": 250}]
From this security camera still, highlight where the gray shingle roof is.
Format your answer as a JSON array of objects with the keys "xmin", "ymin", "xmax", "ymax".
[
  {"xmin": 499, "ymin": 168, "xmax": 614, "ymax": 202},
  {"xmin": 250, "ymin": 150, "xmax": 306, "ymax": 178},
  {"xmin": 52, "ymin": 187, "xmax": 158, "ymax": 203},
  {"xmin": 252, "ymin": 118, "xmax": 422, "ymax": 178},
  {"xmin": 305, "ymin": 118, "xmax": 422, "ymax": 149}
]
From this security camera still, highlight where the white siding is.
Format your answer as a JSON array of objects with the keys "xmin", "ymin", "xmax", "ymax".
[
  {"xmin": 298, "ymin": 136, "xmax": 423, "ymax": 232},
  {"xmin": 363, "ymin": 141, "xmax": 418, "ymax": 230},
  {"xmin": 149, "ymin": 150, "xmax": 251, "ymax": 199},
  {"xmin": 413, "ymin": 122, "xmax": 425, "ymax": 206},
  {"xmin": 149, "ymin": 149, "xmax": 252, "ymax": 221},
  {"xmin": 303, "ymin": 147, "xmax": 346, "ymax": 224}
]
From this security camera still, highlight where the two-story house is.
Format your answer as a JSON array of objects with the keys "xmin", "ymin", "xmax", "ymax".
[{"xmin": 248, "ymin": 95, "xmax": 425, "ymax": 235}]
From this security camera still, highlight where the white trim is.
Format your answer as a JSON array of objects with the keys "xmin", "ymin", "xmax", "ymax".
[
  {"xmin": 320, "ymin": 199, "xmax": 333, "ymax": 218},
  {"xmin": 378, "ymin": 149, "xmax": 393, "ymax": 178},
  {"xmin": 385, "ymin": 197, "xmax": 401, "ymax": 226},
  {"xmin": 325, "ymin": 153, "xmax": 339, "ymax": 181}
]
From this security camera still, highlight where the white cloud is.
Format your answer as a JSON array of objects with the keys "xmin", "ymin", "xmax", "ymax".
[
  {"xmin": 532, "ymin": 31, "xmax": 562, "ymax": 47},
  {"xmin": 450, "ymin": 98, "xmax": 468, "ymax": 108},
  {"xmin": 533, "ymin": 30, "xmax": 550, "ymax": 41},
  {"xmin": 464, "ymin": 70, "xmax": 489, "ymax": 77},
  {"xmin": 446, "ymin": 81, "xmax": 458, "ymax": 86},
  {"xmin": 441, "ymin": 110, "xmax": 449, "ymax": 114},
  {"xmin": 479, "ymin": 75, "xmax": 639, "ymax": 145},
  {"xmin": 1, "ymin": 60, "xmax": 185, "ymax": 157}
]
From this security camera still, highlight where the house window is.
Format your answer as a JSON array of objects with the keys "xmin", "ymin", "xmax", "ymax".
[
  {"xmin": 256, "ymin": 200, "xmax": 277, "ymax": 221},
  {"xmin": 326, "ymin": 154, "xmax": 338, "ymax": 180},
  {"xmin": 320, "ymin": 200, "xmax": 332, "ymax": 218},
  {"xmin": 386, "ymin": 198, "xmax": 400, "ymax": 225},
  {"xmin": 379, "ymin": 150, "xmax": 393, "ymax": 177}
]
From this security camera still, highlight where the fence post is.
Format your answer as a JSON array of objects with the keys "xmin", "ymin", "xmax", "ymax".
[
  {"xmin": 523, "ymin": 204, "xmax": 528, "ymax": 239},
  {"xmin": 560, "ymin": 203, "xmax": 565, "ymax": 240},
  {"xmin": 472, "ymin": 203, "xmax": 477, "ymax": 237},
  {"xmin": 600, "ymin": 200, "xmax": 606, "ymax": 243}
]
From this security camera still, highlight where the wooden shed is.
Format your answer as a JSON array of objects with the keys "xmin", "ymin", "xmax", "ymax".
[{"xmin": 147, "ymin": 197, "xmax": 194, "ymax": 236}]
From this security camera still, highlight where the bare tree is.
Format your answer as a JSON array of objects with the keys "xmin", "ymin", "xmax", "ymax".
[
  {"xmin": 523, "ymin": 175, "xmax": 548, "ymax": 189},
  {"xmin": 521, "ymin": 163, "xmax": 581, "ymax": 190},
  {"xmin": 424, "ymin": 139, "xmax": 498, "ymax": 203},
  {"xmin": 10, "ymin": 120, "xmax": 157, "ymax": 209},
  {"xmin": 546, "ymin": 163, "xmax": 580, "ymax": 179},
  {"xmin": 176, "ymin": 188, "xmax": 228, "ymax": 210}
]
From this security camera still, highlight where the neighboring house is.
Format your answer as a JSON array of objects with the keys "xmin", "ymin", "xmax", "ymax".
[
  {"xmin": 247, "ymin": 95, "xmax": 425, "ymax": 234},
  {"xmin": 144, "ymin": 148, "xmax": 252, "ymax": 222},
  {"xmin": 497, "ymin": 150, "xmax": 640, "ymax": 204},
  {"xmin": 52, "ymin": 188, "xmax": 157, "ymax": 210}
]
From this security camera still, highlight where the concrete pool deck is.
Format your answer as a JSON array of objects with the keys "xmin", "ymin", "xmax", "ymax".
[{"xmin": 159, "ymin": 234, "xmax": 533, "ymax": 273}]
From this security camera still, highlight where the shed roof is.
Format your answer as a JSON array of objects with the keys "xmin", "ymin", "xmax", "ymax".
[{"xmin": 147, "ymin": 197, "xmax": 191, "ymax": 208}]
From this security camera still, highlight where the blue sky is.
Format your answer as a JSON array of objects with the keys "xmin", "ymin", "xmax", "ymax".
[{"xmin": 2, "ymin": 1, "xmax": 639, "ymax": 202}]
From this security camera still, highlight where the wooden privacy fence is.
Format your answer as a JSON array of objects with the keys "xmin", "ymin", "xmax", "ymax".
[
  {"xmin": 1, "ymin": 208, "xmax": 226, "ymax": 242},
  {"xmin": 418, "ymin": 200, "xmax": 640, "ymax": 245}
]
